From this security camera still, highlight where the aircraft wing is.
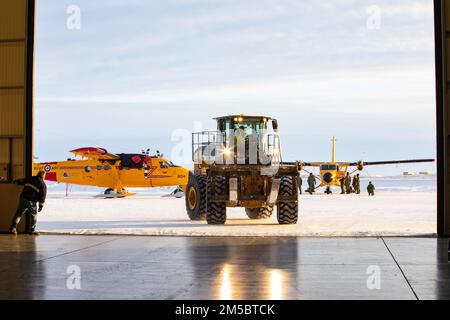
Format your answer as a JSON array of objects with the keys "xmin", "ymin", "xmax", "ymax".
[
  {"xmin": 349, "ymin": 159, "xmax": 435, "ymax": 166},
  {"xmin": 70, "ymin": 147, "xmax": 119, "ymax": 160},
  {"xmin": 302, "ymin": 162, "xmax": 323, "ymax": 167},
  {"xmin": 282, "ymin": 161, "xmax": 322, "ymax": 167}
]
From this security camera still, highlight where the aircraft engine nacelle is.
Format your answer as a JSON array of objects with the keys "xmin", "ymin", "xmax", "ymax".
[
  {"xmin": 356, "ymin": 161, "xmax": 364, "ymax": 171},
  {"xmin": 323, "ymin": 172, "xmax": 333, "ymax": 183}
]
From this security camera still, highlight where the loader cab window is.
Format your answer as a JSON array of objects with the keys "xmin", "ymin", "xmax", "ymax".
[
  {"xmin": 271, "ymin": 119, "xmax": 278, "ymax": 131},
  {"xmin": 218, "ymin": 119, "xmax": 231, "ymax": 133},
  {"xmin": 233, "ymin": 117, "xmax": 266, "ymax": 136},
  {"xmin": 217, "ymin": 119, "xmax": 232, "ymax": 145}
]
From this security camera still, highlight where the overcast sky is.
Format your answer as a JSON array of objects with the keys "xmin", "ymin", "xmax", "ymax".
[{"xmin": 34, "ymin": 0, "xmax": 436, "ymax": 175}]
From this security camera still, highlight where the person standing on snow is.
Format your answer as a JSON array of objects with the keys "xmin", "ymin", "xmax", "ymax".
[
  {"xmin": 367, "ymin": 181, "xmax": 375, "ymax": 196},
  {"xmin": 344, "ymin": 172, "xmax": 351, "ymax": 194},
  {"xmin": 307, "ymin": 173, "xmax": 316, "ymax": 194},
  {"xmin": 352, "ymin": 174, "xmax": 361, "ymax": 194}
]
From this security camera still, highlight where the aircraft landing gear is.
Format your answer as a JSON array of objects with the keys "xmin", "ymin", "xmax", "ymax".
[
  {"xmin": 325, "ymin": 186, "xmax": 332, "ymax": 194},
  {"xmin": 103, "ymin": 187, "xmax": 135, "ymax": 197},
  {"xmin": 104, "ymin": 188, "xmax": 114, "ymax": 195}
]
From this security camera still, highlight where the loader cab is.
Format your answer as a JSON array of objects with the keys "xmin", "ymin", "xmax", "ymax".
[
  {"xmin": 215, "ymin": 115, "xmax": 281, "ymax": 164},
  {"xmin": 216, "ymin": 115, "xmax": 278, "ymax": 135},
  {"xmin": 187, "ymin": 114, "xmax": 299, "ymax": 225}
]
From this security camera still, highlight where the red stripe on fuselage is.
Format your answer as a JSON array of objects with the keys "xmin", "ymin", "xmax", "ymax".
[{"xmin": 45, "ymin": 172, "xmax": 57, "ymax": 182}]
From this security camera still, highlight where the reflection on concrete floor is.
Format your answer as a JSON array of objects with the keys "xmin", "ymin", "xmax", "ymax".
[{"xmin": 0, "ymin": 236, "xmax": 448, "ymax": 300}]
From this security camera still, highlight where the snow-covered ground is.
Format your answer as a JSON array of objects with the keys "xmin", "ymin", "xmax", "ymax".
[{"xmin": 37, "ymin": 180, "xmax": 437, "ymax": 236}]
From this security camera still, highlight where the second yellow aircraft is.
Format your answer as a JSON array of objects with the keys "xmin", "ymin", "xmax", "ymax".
[{"xmin": 289, "ymin": 137, "xmax": 435, "ymax": 194}]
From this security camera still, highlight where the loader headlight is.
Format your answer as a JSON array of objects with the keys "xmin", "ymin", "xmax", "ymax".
[{"xmin": 223, "ymin": 147, "xmax": 232, "ymax": 157}]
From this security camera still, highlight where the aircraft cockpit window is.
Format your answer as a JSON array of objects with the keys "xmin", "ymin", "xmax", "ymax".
[
  {"xmin": 329, "ymin": 165, "xmax": 337, "ymax": 170},
  {"xmin": 104, "ymin": 165, "xmax": 111, "ymax": 170},
  {"xmin": 160, "ymin": 161, "xmax": 169, "ymax": 169}
]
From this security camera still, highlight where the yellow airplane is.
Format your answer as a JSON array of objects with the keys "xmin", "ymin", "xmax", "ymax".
[
  {"xmin": 293, "ymin": 137, "xmax": 435, "ymax": 194},
  {"xmin": 32, "ymin": 147, "xmax": 189, "ymax": 197}
]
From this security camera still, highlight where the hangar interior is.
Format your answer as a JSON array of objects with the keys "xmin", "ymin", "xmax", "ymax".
[{"xmin": 0, "ymin": 0, "xmax": 449, "ymax": 299}]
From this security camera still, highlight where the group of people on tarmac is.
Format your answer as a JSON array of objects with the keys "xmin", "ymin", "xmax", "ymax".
[
  {"xmin": 298, "ymin": 172, "xmax": 376, "ymax": 196},
  {"xmin": 339, "ymin": 173, "xmax": 361, "ymax": 194}
]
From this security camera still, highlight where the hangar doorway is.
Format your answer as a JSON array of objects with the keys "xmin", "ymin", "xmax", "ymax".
[{"xmin": 27, "ymin": 1, "xmax": 439, "ymax": 236}]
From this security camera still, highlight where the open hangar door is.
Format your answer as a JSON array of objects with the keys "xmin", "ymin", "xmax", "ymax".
[
  {"xmin": 0, "ymin": 0, "xmax": 447, "ymax": 236},
  {"xmin": 435, "ymin": 0, "xmax": 450, "ymax": 236},
  {"xmin": 0, "ymin": 0, "xmax": 35, "ymax": 233}
]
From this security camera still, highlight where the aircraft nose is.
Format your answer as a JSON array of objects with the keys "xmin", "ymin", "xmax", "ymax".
[{"xmin": 323, "ymin": 172, "xmax": 333, "ymax": 183}]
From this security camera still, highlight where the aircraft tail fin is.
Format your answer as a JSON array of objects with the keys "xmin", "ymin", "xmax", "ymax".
[{"xmin": 332, "ymin": 136, "xmax": 336, "ymax": 163}]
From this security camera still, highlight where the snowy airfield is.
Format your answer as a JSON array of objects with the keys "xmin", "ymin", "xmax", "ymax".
[{"xmin": 37, "ymin": 177, "xmax": 437, "ymax": 237}]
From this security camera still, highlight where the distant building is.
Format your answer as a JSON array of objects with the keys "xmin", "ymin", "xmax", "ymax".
[{"xmin": 403, "ymin": 172, "xmax": 416, "ymax": 176}]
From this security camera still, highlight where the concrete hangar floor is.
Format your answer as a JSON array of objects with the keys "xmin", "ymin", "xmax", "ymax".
[{"xmin": 0, "ymin": 235, "xmax": 449, "ymax": 300}]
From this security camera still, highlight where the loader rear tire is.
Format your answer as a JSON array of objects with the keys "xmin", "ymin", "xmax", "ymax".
[
  {"xmin": 245, "ymin": 206, "xmax": 274, "ymax": 219},
  {"xmin": 277, "ymin": 176, "xmax": 299, "ymax": 225}
]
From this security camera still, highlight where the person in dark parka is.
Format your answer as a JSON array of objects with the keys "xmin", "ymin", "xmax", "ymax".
[
  {"xmin": 307, "ymin": 173, "xmax": 316, "ymax": 194},
  {"xmin": 367, "ymin": 181, "xmax": 375, "ymax": 196},
  {"xmin": 352, "ymin": 174, "xmax": 361, "ymax": 194},
  {"xmin": 340, "ymin": 176, "xmax": 345, "ymax": 194},
  {"xmin": 9, "ymin": 171, "xmax": 47, "ymax": 235},
  {"xmin": 344, "ymin": 172, "xmax": 351, "ymax": 194},
  {"xmin": 298, "ymin": 175, "xmax": 303, "ymax": 194}
]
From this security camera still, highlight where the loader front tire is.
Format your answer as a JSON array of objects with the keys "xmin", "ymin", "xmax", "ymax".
[{"xmin": 277, "ymin": 176, "xmax": 299, "ymax": 225}]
